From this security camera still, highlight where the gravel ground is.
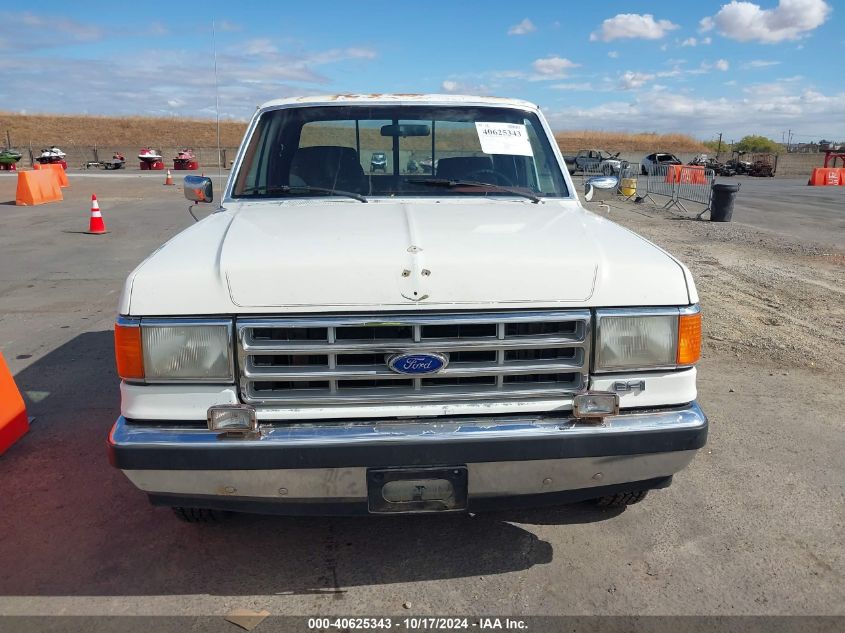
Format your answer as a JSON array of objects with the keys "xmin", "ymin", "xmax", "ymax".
[{"xmin": 589, "ymin": 199, "xmax": 845, "ymax": 371}]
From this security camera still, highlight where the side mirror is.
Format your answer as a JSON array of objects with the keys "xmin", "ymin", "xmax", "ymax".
[{"xmin": 184, "ymin": 175, "xmax": 213, "ymax": 203}]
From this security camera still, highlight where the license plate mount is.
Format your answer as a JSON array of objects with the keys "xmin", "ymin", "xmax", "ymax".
[{"xmin": 367, "ymin": 466, "xmax": 468, "ymax": 514}]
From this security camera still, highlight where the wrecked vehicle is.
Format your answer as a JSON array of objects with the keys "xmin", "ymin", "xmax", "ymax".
[
  {"xmin": 564, "ymin": 149, "xmax": 627, "ymax": 175},
  {"xmin": 640, "ymin": 152, "xmax": 682, "ymax": 175},
  {"xmin": 108, "ymin": 94, "xmax": 707, "ymax": 521}
]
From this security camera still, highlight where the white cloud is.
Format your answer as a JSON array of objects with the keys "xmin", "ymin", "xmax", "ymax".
[
  {"xmin": 0, "ymin": 39, "xmax": 379, "ymax": 119},
  {"xmin": 531, "ymin": 56, "xmax": 580, "ymax": 79},
  {"xmin": 0, "ymin": 11, "xmax": 103, "ymax": 49},
  {"xmin": 742, "ymin": 59, "xmax": 782, "ymax": 68},
  {"xmin": 550, "ymin": 82, "xmax": 596, "ymax": 91},
  {"xmin": 700, "ymin": 0, "xmax": 832, "ymax": 43},
  {"xmin": 243, "ymin": 38, "xmax": 278, "ymax": 55},
  {"xmin": 308, "ymin": 47, "xmax": 377, "ymax": 64},
  {"xmin": 681, "ymin": 36, "xmax": 712, "ymax": 47},
  {"xmin": 508, "ymin": 18, "xmax": 536, "ymax": 36},
  {"xmin": 216, "ymin": 20, "xmax": 242, "ymax": 32},
  {"xmin": 607, "ymin": 50, "xmax": 619, "ymax": 58},
  {"xmin": 698, "ymin": 59, "xmax": 730, "ymax": 72},
  {"xmin": 743, "ymin": 82, "xmax": 789, "ymax": 96},
  {"xmin": 544, "ymin": 88, "xmax": 845, "ymax": 138},
  {"xmin": 590, "ymin": 13, "xmax": 679, "ymax": 42},
  {"xmin": 618, "ymin": 71, "xmax": 655, "ymax": 90},
  {"xmin": 440, "ymin": 79, "xmax": 489, "ymax": 95}
]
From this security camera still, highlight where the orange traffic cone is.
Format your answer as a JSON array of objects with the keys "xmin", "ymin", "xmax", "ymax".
[
  {"xmin": 87, "ymin": 194, "xmax": 107, "ymax": 234},
  {"xmin": 164, "ymin": 169, "xmax": 174, "ymax": 186}
]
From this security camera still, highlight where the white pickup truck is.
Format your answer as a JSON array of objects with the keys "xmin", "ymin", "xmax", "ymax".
[{"xmin": 108, "ymin": 94, "xmax": 706, "ymax": 521}]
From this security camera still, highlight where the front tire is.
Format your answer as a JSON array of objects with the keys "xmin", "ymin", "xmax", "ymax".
[
  {"xmin": 171, "ymin": 507, "xmax": 224, "ymax": 523},
  {"xmin": 593, "ymin": 490, "xmax": 648, "ymax": 508}
]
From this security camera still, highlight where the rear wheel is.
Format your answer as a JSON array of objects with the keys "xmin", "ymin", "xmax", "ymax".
[
  {"xmin": 593, "ymin": 490, "xmax": 648, "ymax": 508},
  {"xmin": 171, "ymin": 507, "xmax": 224, "ymax": 523}
]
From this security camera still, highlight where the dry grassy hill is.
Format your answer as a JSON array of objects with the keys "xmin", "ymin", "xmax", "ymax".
[
  {"xmin": 554, "ymin": 130, "xmax": 708, "ymax": 154},
  {"xmin": 0, "ymin": 113, "xmax": 248, "ymax": 147},
  {"xmin": 1, "ymin": 112, "xmax": 708, "ymax": 154}
]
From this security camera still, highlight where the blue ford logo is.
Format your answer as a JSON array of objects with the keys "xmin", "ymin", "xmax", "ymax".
[{"xmin": 386, "ymin": 352, "xmax": 448, "ymax": 375}]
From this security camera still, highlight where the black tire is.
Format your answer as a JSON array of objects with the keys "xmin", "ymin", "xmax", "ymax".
[
  {"xmin": 641, "ymin": 165, "xmax": 648, "ymax": 176},
  {"xmin": 171, "ymin": 507, "xmax": 223, "ymax": 523},
  {"xmin": 593, "ymin": 490, "xmax": 649, "ymax": 508}
]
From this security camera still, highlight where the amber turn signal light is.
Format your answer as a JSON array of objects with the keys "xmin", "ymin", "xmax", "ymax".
[
  {"xmin": 114, "ymin": 324, "xmax": 144, "ymax": 380},
  {"xmin": 677, "ymin": 312, "xmax": 702, "ymax": 365}
]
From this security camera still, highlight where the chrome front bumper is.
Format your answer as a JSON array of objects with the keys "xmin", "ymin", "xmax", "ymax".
[{"xmin": 109, "ymin": 402, "xmax": 707, "ymax": 514}]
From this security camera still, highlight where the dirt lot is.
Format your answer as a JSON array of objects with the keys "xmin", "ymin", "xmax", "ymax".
[{"xmin": 0, "ymin": 173, "xmax": 842, "ymax": 623}]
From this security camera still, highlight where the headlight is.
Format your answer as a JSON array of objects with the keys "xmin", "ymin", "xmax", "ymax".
[
  {"xmin": 142, "ymin": 321, "xmax": 233, "ymax": 381},
  {"xmin": 114, "ymin": 317, "xmax": 233, "ymax": 382},
  {"xmin": 595, "ymin": 307, "xmax": 700, "ymax": 372}
]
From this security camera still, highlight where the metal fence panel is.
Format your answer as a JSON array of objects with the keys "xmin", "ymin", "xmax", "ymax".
[
  {"xmin": 641, "ymin": 164, "xmax": 715, "ymax": 211},
  {"xmin": 644, "ymin": 164, "xmax": 676, "ymax": 200},
  {"xmin": 675, "ymin": 166, "xmax": 715, "ymax": 208}
]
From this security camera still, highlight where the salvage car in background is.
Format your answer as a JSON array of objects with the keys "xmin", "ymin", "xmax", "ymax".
[
  {"xmin": 564, "ymin": 149, "xmax": 627, "ymax": 175},
  {"xmin": 370, "ymin": 151, "xmax": 387, "ymax": 173},
  {"xmin": 109, "ymin": 94, "xmax": 706, "ymax": 521},
  {"xmin": 640, "ymin": 152, "xmax": 682, "ymax": 175}
]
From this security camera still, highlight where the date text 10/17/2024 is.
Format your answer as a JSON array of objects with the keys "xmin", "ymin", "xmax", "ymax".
[{"xmin": 307, "ymin": 617, "xmax": 529, "ymax": 631}]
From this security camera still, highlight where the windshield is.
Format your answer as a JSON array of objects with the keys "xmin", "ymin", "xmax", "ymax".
[{"xmin": 232, "ymin": 105, "xmax": 569, "ymax": 200}]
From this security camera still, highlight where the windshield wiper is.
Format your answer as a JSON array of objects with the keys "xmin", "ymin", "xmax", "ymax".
[
  {"xmin": 239, "ymin": 184, "xmax": 368, "ymax": 203},
  {"xmin": 405, "ymin": 178, "xmax": 541, "ymax": 203}
]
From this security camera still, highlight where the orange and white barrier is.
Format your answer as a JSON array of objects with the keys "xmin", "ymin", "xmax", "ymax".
[
  {"xmin": 664, "ymin": 164, "xmax": 707, "ymax": 185},
  {"xmin": 15, "ymin": 170, "xmax": 63, "ymax": 206},
  {"xmin": 807, "ymin": 167, "xmax": 845, "ymax": 186},
  {"xmin": 33, "ymin": 162, "xmax": 69, "ymax": 188},
  {"xmin": 0, "ymin": 352, "xmax": 29, "ymax": 456}
]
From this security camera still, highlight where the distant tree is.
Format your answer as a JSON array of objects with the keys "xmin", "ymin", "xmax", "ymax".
[
  {"xmin": 734, "ymin": 135, "xmax": 783, "ymax": 154},
  {"xmin": 701, "ymin": 140, "xmax": 722, "ymax": 153}
]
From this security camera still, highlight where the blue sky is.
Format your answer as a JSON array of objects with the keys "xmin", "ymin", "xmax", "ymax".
[{"xmin": 0, "ymin": 0, "xmax": 841, "ymax": 141}]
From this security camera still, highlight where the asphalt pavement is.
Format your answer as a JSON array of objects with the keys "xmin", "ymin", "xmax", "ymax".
[
  {"xmin": 0, "ymin": 174, "xmax": 842, "ymax": 624},
  {"xmin": 636, "ymin": 175, "xmax": 844, "ymax": 249}
]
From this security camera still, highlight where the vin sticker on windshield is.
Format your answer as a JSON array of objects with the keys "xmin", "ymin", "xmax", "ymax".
[{"xmin": 475, "ymin": 122, "xmax": 533, "ymax": 156}]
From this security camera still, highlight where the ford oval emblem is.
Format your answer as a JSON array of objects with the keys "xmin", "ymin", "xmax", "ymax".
[{"xmin": 386, "ymin": 352, "xmax": 448, "ymax": 375}]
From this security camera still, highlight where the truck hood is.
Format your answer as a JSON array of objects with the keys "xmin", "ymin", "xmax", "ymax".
[{"xmin": 121, "ymin": 199, "xmax": 693, "ymax": 315}]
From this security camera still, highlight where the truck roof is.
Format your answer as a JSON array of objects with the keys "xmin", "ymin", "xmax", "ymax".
[{"xmin": 258, "ymin": 93, "xmax": 540, "ymax": 111}]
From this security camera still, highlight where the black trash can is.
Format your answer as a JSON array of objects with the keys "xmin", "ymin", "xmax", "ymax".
[{"xmin": 709, "ymin": 182, "xmax": 740, "ymax": 222}]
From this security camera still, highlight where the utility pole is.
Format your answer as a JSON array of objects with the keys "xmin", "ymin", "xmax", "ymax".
[
  {"xmin": 715, "ymin": 132, "xmax": 722, "ymax": 160},
  {"xmin": 787, "ymin": 129, "xmax": 793, "ymax": 152}
]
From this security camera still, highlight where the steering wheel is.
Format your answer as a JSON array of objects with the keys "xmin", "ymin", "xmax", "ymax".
[{"xmin": 462, "ymin": 169, "xmax": 515, "ymax": 187}]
